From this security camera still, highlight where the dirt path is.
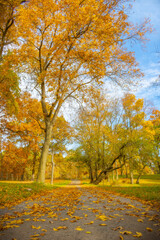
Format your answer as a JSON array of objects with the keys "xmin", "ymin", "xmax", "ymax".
[{"xmin": 0, "ymin": 186, "xmax": 160, "ymax": 240}]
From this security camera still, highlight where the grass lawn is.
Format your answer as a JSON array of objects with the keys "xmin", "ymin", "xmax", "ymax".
[
  {"xmin": 82, "ymin": 175, "xmax": 160, "ymax": 203},
  {"xmin": 100, "ymin": 186, "xmax": 160, "ymax": 202},
  {"xmin": 0, "ymin": 179, "xmax": 71, "ymax": 207},
  {"xmin": 45, "ymin": 179, "xmax": 71, "ymax": 186},
  {"xmin": 0, "ymin": 182, "xmax": 54, "ymax": 207}
]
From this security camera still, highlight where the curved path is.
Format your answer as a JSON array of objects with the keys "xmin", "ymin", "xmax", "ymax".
[{"xmin": 0, "ymin": 186, "xmax": 160, "ymax": 240}]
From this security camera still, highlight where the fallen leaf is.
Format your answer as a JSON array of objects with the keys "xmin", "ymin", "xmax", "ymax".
[
  {"xmin": 70, "ymin": 220, "xmax": 77, "ymax": 223},
  {"xmin": 86, "ymin": 231, "xmax": 91, "ymax": 234},
  {"xmin": 120, "ymin": 231, "xmax": 132, "ymax": 235},
  {"xmin": 137, "ymin": 219, "xmax": 143, "ymax": 222},
  {"xmin": 120, "ymin": 236, "xmax": 124, "ymax": 240},
  {"xmin": 85, "ymin": 221, "xmax": 94, "ymax": 225},
  {"xmin": 96, "ymin": 214, "xmax": 110, "ymax": 221},
  {"xmin": 75, "ymin": 226, "xmax": 83, "ymax": 231},
  {"xmin": 57, "ymin": 226, "xmax": 67, "ymax": 230},
  {"xmin": 146, "ymin": 228, "xmax": 152, "ymax": 232},
  {"xmin": 133, "ymin": 232, "xmax": 142, "ymax": 237},
  {"xmin": 99, "ymin": 223, "xmax": 107, "ymax": 226},
  {"xmin": 53, "ymin": 228, "xmax": 58, "ymax": 231},
  {"xmin": 31, "ymin": 225, "xmax": 41, "ymax": 229},
  {"xmin": 61, "ymin": 218, "xmax": 68, "ymax": 221}
]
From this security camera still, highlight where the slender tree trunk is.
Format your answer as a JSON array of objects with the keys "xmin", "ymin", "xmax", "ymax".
[
  {"xmin": 95, "ymin": 162, "xmax": 98, "ymax": 180},
  {"xmin": 130, "ymin": 171, "xmax": 134, "ymax": 184},
  {"xmin": 125, "ymin": 165, "xmax": 128, "ymax": 178},
  {"xmin": 89, "ymin": 165, "xmax": 94, "ymax": 183},
  {"xmin": 32, "ymin": 152, "xmax": 37, "ymax": 181},
  {"xmin": 37, "ymin": 122, "xmax": 52, "ymax": 183},
  {"xmin": 0, "ymin": 157, "xmax": 3, "ymax": 180},
  {"xmin": 51, "ymin": 152, "xmax": 54, "ymax": 185},
  {"xmin": 157, "ymin": 161, "xmax": 160, "ymax": 174},
  {"xmin": 121, "ymin": 166, "xmax": 123, "ymax": 176},
  {"xmin": 115, "ymin": 161, "xmax": 119, "ymax": 180},
  {"xmin": 136, "ymin": 165, "xmax": 146, "ymax": 184},
  {"xmin": 112, "ymin": 170, "xmax": 115, "ymax": 181}
]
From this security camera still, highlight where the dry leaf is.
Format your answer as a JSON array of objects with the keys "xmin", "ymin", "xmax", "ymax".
[
  {"xmin": 133, "ymin": 232, "xmax": 142, "ymax": 237},
  {"xmin": 137, "ymin": 219, "xmax": 143, "ymax": 222},
  {"xmin": 85, "ymin": 221, "xmax": 94, "ymax": 225},
  {"xmin": 146, "ymin": 228, "xmax": 152, "ymax": 232},
  {"xmin": 75, "ymin": 226, "xmax": 83, "ymax": 231},
  {"xmin": 120, "ymin": 231, "xmax": 132, "ymax": 235}
]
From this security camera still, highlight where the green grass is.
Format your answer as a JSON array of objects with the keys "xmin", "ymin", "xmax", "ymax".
[
  {"xmin": 100, "ymin": 185, "xmax": 160, "ymax": 202},
  {"xmin": 134, "ymin": 174, "xmax": 160, "ymax": 180},
  {"xmin": 48, "ymin": 179, "xmax": 71, "ymax": 186},
  {"xmin": 82, "ymin": 175, "xmax": 160, "ymax": 203},
  {"xmin": 119, "ymin": 174, "xmax": 160, "ymax": 180},
  {"xmin": 0, "ymin": 182, "xmax": 56, "ymax": 207}
]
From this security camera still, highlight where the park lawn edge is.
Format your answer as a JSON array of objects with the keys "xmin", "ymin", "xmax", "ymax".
[
  {"xmin": 99, "ymin": 185, "xmax": 160, "ymax": 210},
  {"xmin": 0, "ymin": 182, "xmax": 57, "ymax": 208}
]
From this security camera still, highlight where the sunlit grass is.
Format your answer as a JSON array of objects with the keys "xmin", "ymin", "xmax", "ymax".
[
  {"xmin": 100, "ymin": 186, "xmax": 160, "ymax": 202},
  {"xmin": 82, "ymin": 175, "xmax": 160, "ymax": 202},
  {"xmin": 98, "ymin": 174, "xmax": 160, "ymax": 202},
  {"xmin": 0, "ymin": 182, "xmax": 56, "ymax": 207}
]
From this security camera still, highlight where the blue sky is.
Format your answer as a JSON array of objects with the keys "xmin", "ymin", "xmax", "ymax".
[
  {"xmin": 105, "ymin": 0, "xmax": 160, "ymax": 110},
  {"xmin": 124, "ymin": 0, "xmax": 160, "ymax": 109}
]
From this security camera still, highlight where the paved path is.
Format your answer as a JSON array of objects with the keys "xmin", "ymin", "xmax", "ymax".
[{"xmin": 0, "ymin": 187, "xmax": 160, "ymax": 240}]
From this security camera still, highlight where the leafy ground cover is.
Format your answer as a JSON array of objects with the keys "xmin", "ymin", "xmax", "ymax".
[
  {"xmin": 0, "ymin": 187, "xmax": 159, "ymax": 240},
  {"xmin": 45, "ymin": 179, "xmax": 71, "ymax": 186},
  {"xmin": 0, "ymin": 179, "xmax": 71, "ymax": 207},
  {"xmin": 82, "ymin": 175, "xmax": 160, "ymax": 203},
  {"xmin": 100, "ymin": 186, "xmax": 160, "ymax": 202},
  {"xmin": 0, "ymin": 182, "xmax": 54, "ymax": 207}
]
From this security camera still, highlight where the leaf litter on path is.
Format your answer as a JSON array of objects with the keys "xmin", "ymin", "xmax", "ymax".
[{"xmin": 0, "ymin": 187, "xmax": 160, "ymax": 240}]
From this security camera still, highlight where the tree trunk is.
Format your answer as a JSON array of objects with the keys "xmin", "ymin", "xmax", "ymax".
[
  {"xmin": 50, "ymin": 152, "xmax": 54, "ymax": 185},
  {"xmin": 157, "ymin": 161, "xmax": 160, "ymax": 174},
  {"xmin": 32, "ymin": 152, "xmax": 37, "ymax": 181},
  {"xmin": 95, "ymin": 162, "xmax": 98, "ymax": 180},
  {"xmin": 37, "ymin": 122, "xmax": 52, "ymax": 183},
  {"xmin": 112, "ymin": 171, "xmax": 115, "ymax": 181},
  {"xmin": 136, "ymin": 165, "xmax": 146, "ymax": 184},
  {"xmin": 115, "ymin": 162, "xmax": 118, "ymax": 180},
  {"xmin": 130, "ymin": 171, "xmax": 133, "ymax": 184},
  {"xmin": 125, "ymin": 166, "xmax": 128, "ymax": 178},
  {"xmin": 93, "ymin": 172, "xmax": 105, "ymax": 185},
  {"xmin": 89, "ymin": 165, "xmax": 94, "ymax": 183},
  {"xmin": 121, "ymin": 167, "xmax": 123, "ymax": 177},
  {"xmin": 136, "ymin": 175, "xmax": 140, "ymax": 184}
]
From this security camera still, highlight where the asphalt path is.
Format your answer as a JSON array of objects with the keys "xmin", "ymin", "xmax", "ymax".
[{"xmin": 0, "ymin": 184, "xmax": 160, "ymax": 240}]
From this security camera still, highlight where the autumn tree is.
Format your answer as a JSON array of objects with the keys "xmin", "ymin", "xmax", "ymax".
[
  {"xmin": 75, "ymin": 92, "xmax": 155, "ymax": 184},
  {"xmin": 121, "ymin": 93, "xmax": 156, "ymax": 184},
  {"xmin": 13, "ymin": 0, "xmax": 150, "ymax": 182},
  {"xmin": 150, "ymin": 109, "xmax": 160, "ymax": 173},
  {"xmin": 0, "ymin": 92, "xmax": 44, "ymax": 180},
  {"xmin": 75, "ymin": 88, "xmax": 127, "ymax": 184},
  {"xmin": 0, "ymin": 0, "xmax": 28, "ymax": 116},
  {"xmin": 50, "ymin": 116, "xmax": 73, "ymax": 184}
]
